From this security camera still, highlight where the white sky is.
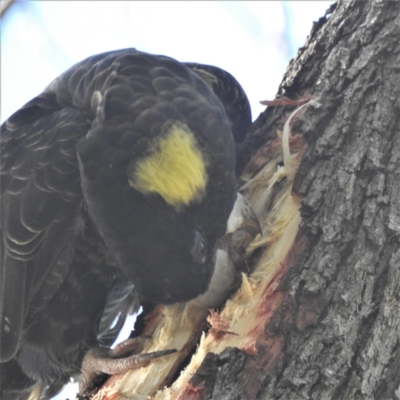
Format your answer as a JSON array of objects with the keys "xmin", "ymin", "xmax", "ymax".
[
  {"xmin": 0, "ymin": 1, "xmax": 333, "ymax": 398},
  {"xmin": 1, "ymin": 1, "xmax": 332, "ymax": 123}
]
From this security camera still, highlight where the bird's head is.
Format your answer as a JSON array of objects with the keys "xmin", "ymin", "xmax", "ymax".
[
  {"xmin": 77, "ymin": 118, "xmax": 235, "ymax": 304},
  {"xmin": 75, "ymin": 53, "xmax": 238, "ymax": 304}
]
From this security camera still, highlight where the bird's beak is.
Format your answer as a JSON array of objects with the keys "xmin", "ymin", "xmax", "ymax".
[{"xmin": 193, "ymin": 193, "xmax": 261, "ymax": 309}]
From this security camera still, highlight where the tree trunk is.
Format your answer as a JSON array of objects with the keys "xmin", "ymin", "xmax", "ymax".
[
  {"xmin": 96, "ymin": 1, "xmax": 400, "ymax": 399},
  {"xmin": 197, "ymin": 1, "xmax": 400, "ymax": 399}
]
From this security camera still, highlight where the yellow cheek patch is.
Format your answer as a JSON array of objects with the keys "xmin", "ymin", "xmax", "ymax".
[{"xmin": 128, "ymin": 124, "xmax": 207, "ymax": 207}]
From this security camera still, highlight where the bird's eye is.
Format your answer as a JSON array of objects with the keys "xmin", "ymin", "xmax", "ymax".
[{"xmin": 191, "ymin": 231, "xmax": 207, "ymax": 265}]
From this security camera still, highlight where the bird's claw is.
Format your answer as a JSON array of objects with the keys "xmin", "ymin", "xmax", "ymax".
[{"xmin": 79, "ymin": 338, "xmax": 176, "ymax": 395}]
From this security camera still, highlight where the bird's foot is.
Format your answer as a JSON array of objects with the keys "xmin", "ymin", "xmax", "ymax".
[{"xmin": 79, "ymin": 338, "xmax": 176, "ymax": 396}]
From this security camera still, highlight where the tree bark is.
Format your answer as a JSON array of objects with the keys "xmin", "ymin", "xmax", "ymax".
[
  {"xmin": 95, "ymin": 1, "xmax": 400, "ymax": 399},
  {"xmin": 190, "ymin": 1, "xmax": 400, "ymax": 399}
]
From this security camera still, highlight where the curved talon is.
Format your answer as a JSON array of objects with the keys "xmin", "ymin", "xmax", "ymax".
[{"xmin": 79, "ymin": 345, "xmax": 177, "ymax": 395}]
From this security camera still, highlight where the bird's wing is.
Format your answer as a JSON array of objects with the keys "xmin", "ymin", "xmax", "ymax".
[
  {"xmin": 0, "ymin": 95, "xmax": 88, "ymax": 361},
  {"xmin": 184, "ymin": 62, "xmax": 252, "ymax": 143},
  {"xmin": 0, "ymin": 49, "xmax": 142, "ymax": 361}
]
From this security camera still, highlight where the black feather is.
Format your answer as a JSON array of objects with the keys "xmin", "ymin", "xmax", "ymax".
[{"xmin": 0, "ymin": 48, "xmax": 251, "ymax": 398}]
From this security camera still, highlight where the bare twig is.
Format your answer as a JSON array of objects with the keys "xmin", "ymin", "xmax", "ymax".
[{"xmin": 1, "ymin": 0, "xmax": 16, "ymax": 19}]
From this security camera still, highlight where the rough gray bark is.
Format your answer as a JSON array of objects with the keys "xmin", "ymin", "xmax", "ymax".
[{"xmin": 193, "ymin": 1, "xmax": 400, "ymax": 399}]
